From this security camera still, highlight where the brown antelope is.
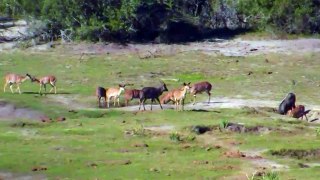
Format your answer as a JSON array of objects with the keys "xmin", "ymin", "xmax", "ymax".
[
  {"xmin": 124, "ymin": 89, "xmax": 142, "ymax": 106},
  {"xmin": 3, "ymin": 73, "xmax": 31, "ymax": 94},
  {"xmin": 172, "ymin": 82, "xmax": 191, "ymax": 111},
  {"xmin": 30, "ymin": 75, "xmax": 57, "ymax": 94},
  {"xmin": 287, "ymin": 105, "xmax": 310, "ymax": 121},
  {"xmin": 190, "ymin": 81, "xmax": 212, "ymax": 105},
  {"xmin": 160, "ymin": 90, "xmax": 175, "ymax": 105},
  {"xmin": 106, "ymin": 84, "xmax": 126, "ymax": 108}
]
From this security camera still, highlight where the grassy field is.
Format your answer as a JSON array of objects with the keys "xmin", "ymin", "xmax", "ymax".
[{"xmin": 1, "ymin": 48, "xmax": 320, "ymax": 179}]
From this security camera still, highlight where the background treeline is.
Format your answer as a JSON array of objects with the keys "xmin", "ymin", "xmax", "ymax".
[{"xmin": 1, "ymin": 0, "xmax": 320, "ymax": 42}]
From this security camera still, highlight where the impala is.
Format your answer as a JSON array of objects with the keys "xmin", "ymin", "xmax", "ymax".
[
  {"xmin": 172, "ymin": 82, "xmax": 191, "ymax": 111},
  {"xmin": 190, "ymin": 81, "xmax": 212, "ymax": 105},
  {"xmin": 124, "ymin": 89, "xmax": 142, "ymax": 106},
  {"xmin": 30, "ymin": 75, "xmax": 57, "ymax": 94},
  {"xmin": 106, "ymin": 84, "xmax": 126, "ymax": 108},
  {"xmin": 160, "ymin": 90, "xmax": 175, "ymax": 105},
  {"xmin": 3, "ymin": 73, "xmax": 31, "ymax": 94}
]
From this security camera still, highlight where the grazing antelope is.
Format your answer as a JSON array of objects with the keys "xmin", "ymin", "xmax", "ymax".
[
  {"xmin": 172, "ymin": 82, "xmax": 191, "ymax": 111},
  {"xmin": 278, "ymin": 93, "xmax": 296, "ymax": 115},
  {"xmin": 30, "ymin": 75, "xmax": 57, "ymax": 94},
  {"xmin": 190, "ymin": 81, "xmax": 212, "ymax": 105},
  {"xmin": 96, "ymin": 86, "xmax": 106, "ymax": 108},
  {"xmin": 106, "ymin": 84, "xmax": 126, "ymax": 108},
  {"xmin": 287, "ymin": 105, "xmax": 310, "ymax": 121},
  {"xmin": 124, "ymin": 89, "xmax": 142, "ymax": 106},
  {"xmin": 160, "ymin": 90, "xmax": 175, "ymax": 105},
  {"xmin": 139, "ymin": 81, "xmax": 168, "ymax": 111},
  {"xmin": 3, "ymin": 73, "xmax": 31, "ymax": 94}
]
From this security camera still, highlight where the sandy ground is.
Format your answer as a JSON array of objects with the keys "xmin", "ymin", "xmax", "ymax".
[
  {"xmin": 49, "ymin": 38, "xmax": 320, "ymax": 57},
  {"xmin": 2, "ymin": 38, "xmax": 320, "ymax": 57},
  {"xmin": 0, "ymin": 100, "xmax": 45, "ymax": 121}
]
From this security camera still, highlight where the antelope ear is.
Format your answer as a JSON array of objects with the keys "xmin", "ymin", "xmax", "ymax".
[
  {"xmin": 188, "ymin": 82, "xmax": 191, "ymax": 85},
  {"xmin": 183, "ymin": 82, "xmax": 186, "ymax": 86}
]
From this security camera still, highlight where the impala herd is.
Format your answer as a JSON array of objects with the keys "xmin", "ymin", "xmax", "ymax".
[
  {"xmin": 2, "ymin": 73, "xmax": 311, "ymax": 118},
  {"xmin": 3, "ymin": 73, "xmax": 57, "ymax": 95},
  {"xmin": 96, "ymin": 81, "xmax": 212, "ymax": 111}
]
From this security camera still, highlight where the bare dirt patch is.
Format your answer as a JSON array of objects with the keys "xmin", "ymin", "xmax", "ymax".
[
  {"xmin": 0, "ymin": 101, "xmax": 44, "ymax": 121},
  {"xmin": 51, "ymin": 38, "xmax": 320, "ymax": 57},
  {"xmin": 0, "ymin": 171, "xmax": 46, "ymax": 180}
]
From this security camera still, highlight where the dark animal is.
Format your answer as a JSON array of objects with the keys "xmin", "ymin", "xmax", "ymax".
[
  {"xmin": 96, "ymin": 86, "xmax": 106, "ymax": 108},
  {"xmin": 138, "ymin": 82, "xmax": 168, "ymax": 111},
  {"xmin": 288, "ymin": 105, "xmax": 310, "ymax": 121},
  {"xmin": 190, "ymin": 81, "xmax": 212, "ymax": 105},
  {"xmin": 278, "ymin": 93, "xmax": 296, "ymax": 115},
  {"xmin": 124, "ymin": 89, "xmax": 142, "ymax": 106}
]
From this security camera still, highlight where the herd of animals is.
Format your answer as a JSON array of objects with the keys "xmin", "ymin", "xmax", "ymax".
[
  {"xmin": 2, "ymin": 73, "xmax": 312, "ymax": 120},
  {"xmin": 95, "ymin": 81, "xmax": 211, "ymax": 111}
]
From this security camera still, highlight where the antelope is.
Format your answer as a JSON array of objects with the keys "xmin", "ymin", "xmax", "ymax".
[
  {"xmin": 3, "ymin": 73, "xmax": 31, "ymax": 94},
  {"xmin": 190, "ymin": 81, "xmax": 212, "ymax": 105},
  {"xmin": 124, "ymin": 89, "xmax": 142, "ymax": 106},
  {"xmin": 106, "ymin": 84, "xmax": 126, "ymax": 108},
  {"xmin": 160, "ymin": 90, "xmax": 175, "ymax": 105},
  {"xmin": 138, "ymin": 81, "xmax": 168, "ymax": 111},
  {"xmin": 278, "ymin": 93, "xmax": 296, "ymax": 115},
  {"xmin": 30, "ymin": 75, "xmax": 57, "ymax": 94},
  {"xmin": 287, "ymin": 105, "xmax": 310, "ymax": 121},
  {"xmin": 172, "ymin": 82, "xmax": 191, "ymax": 111},
  {"xmin": 96, "ymin": 86, "xmax": 106, "ymax": 108}
]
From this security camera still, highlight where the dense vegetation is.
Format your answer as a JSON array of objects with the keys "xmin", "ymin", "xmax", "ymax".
[{"xmin": 1, "ymin": 0, "xmax": 320, "ymax": 42}]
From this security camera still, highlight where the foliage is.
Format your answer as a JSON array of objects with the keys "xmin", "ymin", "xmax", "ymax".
[
  {"xmin": 1, "ymin": 0, "xmax": 320, "ymax": 42},
  {"xmin": 262, "ymin": 172, "xmax": 280, "ymax": 180},
  {"xmin": 219, "ymin": 119, "xmax": 229, "ymax": 129},
  {"xmin": 237, "ymin": 0, "xmax": 320, "ymax": 34},
  {"xmin": 169, "ymin": 131, "xmax": 182, "ymax": 142}
]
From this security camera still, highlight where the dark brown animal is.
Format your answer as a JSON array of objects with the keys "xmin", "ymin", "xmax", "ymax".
[
  {"xmin": 124, "ymin": 89, "xmax": 142, "ymax": 106},
  {"xmin": 190, "ymin": 81, "xmax": 212, "ymax": 105},
  {"xmin": 138, "ymin": 82, "xmax": 168, "ymax": 111},
  {"xmin": 96, "ymin": 86, "xmax": 106, "ymax": 108},
  {"xmin": 287, "ymin": 105, "xmax": 310, "ymax": 121},
  {"xmin": 278, "ymin": 93, "xmax": 296, "ymax": 115}
]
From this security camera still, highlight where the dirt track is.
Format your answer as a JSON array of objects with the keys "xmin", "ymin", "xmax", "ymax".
[{"xmin": 52, "ymin": 38, "xmax": 320, "ymax": 57}]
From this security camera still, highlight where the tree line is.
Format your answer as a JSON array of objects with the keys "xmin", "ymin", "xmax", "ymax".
[{"xmin": 1, "ymin": 0, "xmax": 319, "ymax": 42}]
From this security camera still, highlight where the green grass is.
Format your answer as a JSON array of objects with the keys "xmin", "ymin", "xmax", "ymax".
[{"xmin": 1, "ymin": 50, "xmax": 320, "ymax": 179}]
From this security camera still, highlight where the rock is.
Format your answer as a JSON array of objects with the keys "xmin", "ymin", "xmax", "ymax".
[
  {"xmin": 132, "ymin": 143, "xmax": 149, "ymax": 148},
  {"xmin": 224, "ymin": 150, "xmax": 246, "ymax": 158},
  {"xmin": 40, "ymin": 116, "xmax": 52, "ymax": 123},
  {"xmin": 56, "ymin": 117, "xmax": 66, "ymax": 122},
  {"xmin": 31, "ymin": 166, "xmax": 47, "ymax": 171},
  {"xmin": 191, "ymin": 125, "xmax": 211, "ymax": 134}
]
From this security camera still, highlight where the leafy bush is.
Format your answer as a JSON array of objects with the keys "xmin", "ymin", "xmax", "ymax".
[
  {"xmin": 219, "ymin": 119, "xmax": 229, "ymax": 129},
  {"xmin": 169, "ymin": 131, "xmax": 182, "ymax": 142}
]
